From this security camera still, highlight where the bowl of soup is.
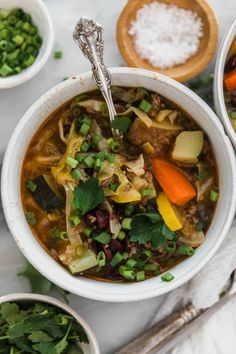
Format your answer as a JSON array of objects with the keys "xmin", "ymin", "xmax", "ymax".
[
  {"xmin": 2, "ymin": 67, "xmax": 236, "ymax": 302},
  {"xmin": 214, "ymin": 18, "xmax": 236, "ymax": 147}
]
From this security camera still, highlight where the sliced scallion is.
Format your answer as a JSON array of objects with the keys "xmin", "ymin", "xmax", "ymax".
[
  {"xmin": 97, "ymin": 251, "xmax": 106, "ymax": 267},
  {"xmin": 94, "ymin": 231, "xmax": 111, "ymax": 245},
  {"xmin": 161, "ymin": 272, "xmax": 174, "ymax": 282},
  {"xmin": 110, "ymin": 252, "xmax": 123, "ymax": 267},
  {"xmin": 66, "ymin": 156, "xmax": 78, "ymax": 168},
  {"xmin": 25, "ymin": 180, "xmax": 37, "ymax": 192},
  {"xmin": 139, "ymin": 99, "xmax": 152, "ymax": 113}
]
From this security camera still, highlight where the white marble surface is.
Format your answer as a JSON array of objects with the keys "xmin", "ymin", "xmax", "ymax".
[{"xmin": 1, "ymin": 1, "xmax": 236, "ymax": 354}]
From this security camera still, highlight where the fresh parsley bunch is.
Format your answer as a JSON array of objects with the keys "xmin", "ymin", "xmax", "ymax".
[{"xmin": 0, "ymin": 302, "xmax": 88, "ymax": 354}]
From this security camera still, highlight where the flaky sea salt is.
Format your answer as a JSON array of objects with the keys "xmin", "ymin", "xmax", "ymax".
[{"xmin": 129, "ymin": 2, "xmax": 203, "ymax": 69}]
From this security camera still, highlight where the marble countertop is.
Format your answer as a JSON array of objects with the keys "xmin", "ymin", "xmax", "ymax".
[{"xmin": 0, "ymin": 1, "xmax": 236, "ymax": 353}]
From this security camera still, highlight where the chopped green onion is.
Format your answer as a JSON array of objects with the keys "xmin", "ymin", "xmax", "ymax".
[
  {"xmin": 118, "ymin": 265, "xmax": 135, "ymax": 280},
  {"xmin": 69, "ymin": 214, "xmax": 81, "ymax": 227},
  {"xmin": 177, "ymin": 245, "xmax": 195, "ymax": 256},
  {"xmin": 139, "ymin": 99, "xmax": 152, "ymax": 113},
  {"xmin": 126, "ymin": 259, "xmax": 137, "ymax": 269},
  {"xmin": 92, "ymin": 134, "xmax": 101, "ymax": 147},
  {"xmin": 140, "ymin": 188, "xmax": 153, "ymax": 197},
  {"xmin": 110, "ymin": 252, "xmax": 123, "ymax": 267},
  {"xmin": 48, "ymin": 227, "xmax": 68, "ymax": 240},
  {"xmin": 83, "ymin": 226, "xmax": 93, "ymax": 237},
  {"xmin": 0, "ymin": 63, "xmax": 13, "ymax": 77},
  {"xmin": 94, "ymin": 158, "xmax": 103, "ymax": 171},
  {"xmin": 96, "ymin": 151, "xmax": 106, "ymax": 161},
  {"xmin": 117, "ymin": 230, "xmax": 126, "ymax": 240},
  {"xmin": 80, "ymin": 141, "xmax": 90, "ymax": 152},
  {"xmin": 230, "ymin": 111, "xmax": 236, "ymax": 119},
  {"xmin": 97, "ymin": 251, "xmax": 106, "ymax": 267},
  {"xmin": 195, "ymin": 222, "xmax": 204, "ymax": 231},
  {"xmin": 84, "ymin": 155, "xmax": 95, "ymax": 168},
  {"xmin": 144, "ymin": 264, "xmax": 159, "ymax": 272},
  {"xmin": 124, "ymin": 204, "xmax": 134, "ymax": 216},
  {"xmin": 66, "ymin": 156, "xmax": 78, "ymax": 168},
  {"xmin": 81, "ymin": 114, "xmax": 91, "ymax": 126},
  {"xmin": 0, "ymin": 40, "xmax": 7, "ymax": 50},
  {"xmin": 121, "ymin": 218, "xmax": 132, "ymax": 230},
  {"xmin": 122, "ymin": 252, "xmax": 129, "ymax": 260},
  {"xmin": 210, "ymin": 189, "xmax": 219, "ymax": 202},
  {"xmin": 109, "ymin": 183, "xmax": 118, "ymax": 192},
  {"xmin": 94, "ymin": 231, "xmax": 111, "ymax": 245},
  {"xmin": 136, "ymin": 271, "xmax": 145, "ymax": 282},
  {"xmin": 23, "ymin": 54, "xmax": 35, "ymax": 67},
  {"xmin": 106, "ymin": 153, "xmax": 115, "ymax": 164},
  {"xmin": 12, "ymin": 34, "xmax": 24, "ymax": 45},
  {"xmin": 54, "ymin": 51, "xmax": 63, "ymax": 59},
  {"xmin": 25, "ymin": 180, "xmax": 37, "ymax": 192},
  {"xmin": 25, "ymin": 212, "xmax": 37, "ymax": 225},
  {"xmin": 161, "ymin": 272, "xmax": 174, "ymax": 282},
  {"xmin": 142, "ymin": 250, "xmax": 153, "ymax": 261},
  {"xmin": 75, "ymin": 155, "xmax": 85, "ymax": 164},
  {"xmin": 71, "ymin": 168, "xmax": 81, "ymax": 181},
  {"xmin": 108, "ymin": 138, "xmax": 121, "ymax": 152},
  {"xmin": 165, "ymin": 241, "xmax": 176, "ymax": 253},
  {"xmin": 79, "ymin": 123, "xmax": 90, "ymax": 137}
]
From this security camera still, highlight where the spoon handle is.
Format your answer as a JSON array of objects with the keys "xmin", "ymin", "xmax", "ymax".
[{"xmin": 73, "ymin": 18, "xmax": 119, "ymax": 136}]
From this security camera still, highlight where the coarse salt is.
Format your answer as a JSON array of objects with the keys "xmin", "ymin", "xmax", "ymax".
[{"xmin": 129, "ymin": 2, "xmax": 203, "ymax": 69}]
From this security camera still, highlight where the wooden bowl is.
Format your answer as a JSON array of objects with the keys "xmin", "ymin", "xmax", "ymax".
[{"xmin": 117, "ymin": 0, "xmax": 218, "ymax": 82}]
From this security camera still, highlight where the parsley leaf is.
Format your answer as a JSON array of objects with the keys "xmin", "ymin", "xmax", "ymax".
[
  {"xmin": 130, "ymin": 213, "xmax": 175, "ymax": 248},
  {"xmin": 0, "ymin": 302, "xmax": 89, "ymax": 354},
  {"xmin": 73, "ymin": 176, "xmax": 104, "ymax": 215},
  {"xmin": 111, "ymin": 116, "xmax": 132, "ymax": 133}
]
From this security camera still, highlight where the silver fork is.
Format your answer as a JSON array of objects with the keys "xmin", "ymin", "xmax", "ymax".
[
  {"xmin": 73, "ymin": 17, "xmax": 121, "ymax": 138},
  {"xmin": 116, "ymin": 270, "xmax": 236, "ymax": 354}
]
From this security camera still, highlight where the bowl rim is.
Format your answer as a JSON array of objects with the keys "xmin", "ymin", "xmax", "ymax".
[
  {"xmin": 116, "ymin": 0, "xmax": 219, "ymax": 82},
  {"xmin": 0, "ymin": 293, "xmax": 100, "ymax": 354},
  {"xmin": 0, "ymin": 0, "xmax": 54, "ymax": 89},
  {"xmin": 214, "ymin": 18, "xmax": 236, "ymax": 147},
  {"xmin": 2, "ymin": 67, "xmax": 236, "ymax": 302}
]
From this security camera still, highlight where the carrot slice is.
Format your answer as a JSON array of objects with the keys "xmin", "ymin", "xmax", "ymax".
[
  {"xmin": 152, "ymin": 158, "xmax": 196, "ymax": 206},
  {"xmin": 224, "ymin": 70, "xmax": 236, "ymax": 91}
]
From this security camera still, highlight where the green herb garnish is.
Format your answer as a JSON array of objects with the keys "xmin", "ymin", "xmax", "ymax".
[
  {"xmin": 0, "ymin": 301, "xmax": 88, "ymax": 353},
  {"xmin": 111, "ymin": 116, "xmax": 132, "ymax": 133},
  {"xmin": 130, "ymin": 213, "xmax": 176, "ymax": 248},
  {"xmin": 73, "ymin": 176, "xmax": 104, "ymax": 215}
]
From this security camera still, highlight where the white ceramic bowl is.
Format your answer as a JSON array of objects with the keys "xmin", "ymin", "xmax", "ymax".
[
  {"xmin": 0, "ymin": 293, "xmax": 100, "ymax": 354},
  {"xmin": 0, "ymin": 0, "xmax": 54, "ymax": 89},
  {"xmin": 2, "ymin": 67, "xmax": 236, "ymax": 302},
  {"xmin": 214, "ymin": 18, "xmax": 236, "ymax": 147}
]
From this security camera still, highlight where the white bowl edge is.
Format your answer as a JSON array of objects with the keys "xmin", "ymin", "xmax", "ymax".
[
  {"xmin": 2, "ymin": 67, "xmax": 236, "ymax": 302},
  {"xmin": 214, "ymin": 18, "xmax": 236, "ymax": 148}
]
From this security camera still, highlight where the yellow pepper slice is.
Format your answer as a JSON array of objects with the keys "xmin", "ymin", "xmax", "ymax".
[
  {"xmin": 111, "ymin": 188, "xmax": 141, "ymax": 203},
  {"xmin": 156, "ymin": 192, "xmax": 183, "ymax": 231}
]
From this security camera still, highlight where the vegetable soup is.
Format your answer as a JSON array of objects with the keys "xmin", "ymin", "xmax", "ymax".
[
  {"xmin": 21, "ymin": 86, "xmax": 218, "ymax": 283},
  {"xmin": 224, "ymin": 37, "xmax": 236, "ymax": 128}
]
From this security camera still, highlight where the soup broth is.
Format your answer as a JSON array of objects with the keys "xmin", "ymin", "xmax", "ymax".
[{"xmin": 21, "ymin": 86, "xmax": 218, "ymax": 282}]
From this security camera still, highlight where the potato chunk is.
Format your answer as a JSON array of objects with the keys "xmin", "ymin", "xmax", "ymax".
[{"xmin": 172, "ymin": 131, "xmax": 203, "ymax": 164}]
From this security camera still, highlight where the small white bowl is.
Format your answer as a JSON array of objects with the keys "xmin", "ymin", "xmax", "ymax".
[
  {"xmin": 214, "ymin": 18, "xmax": 236, "ymax": 147},
  {"xmin": 0, "ymin": 0, "xmax": 54, "ymax": 89},
  {"xmin": 0, "ymin": 293, "xmax": 100, "ymax": 354},
  {"xmin": 2, "ymin": 67, "xmax": 236, "ymax": 302}
]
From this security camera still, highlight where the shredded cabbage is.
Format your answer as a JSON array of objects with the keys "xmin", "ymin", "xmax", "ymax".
[{"xmin": 51, "ymin": 122, "xmax": 84, "ymax": 185}]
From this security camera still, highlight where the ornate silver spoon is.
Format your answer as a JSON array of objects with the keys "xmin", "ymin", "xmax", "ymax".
[{"xmin": 73, "ymin": 17, "xmax": 120, "ymax": 137}]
